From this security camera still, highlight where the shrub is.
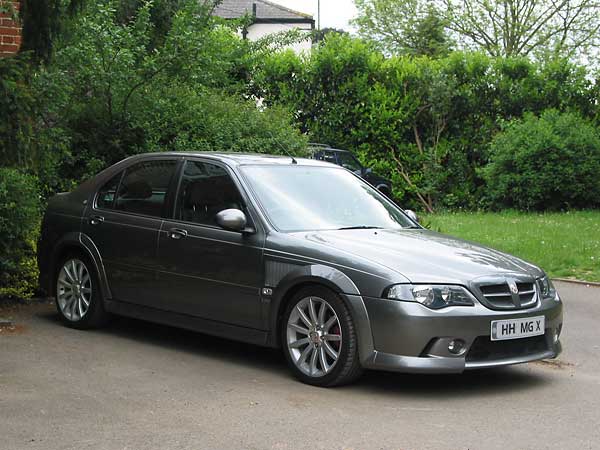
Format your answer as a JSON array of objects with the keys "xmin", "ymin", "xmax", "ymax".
[
  {"xmin": 0, "ymin": 168, "xmax": 40, "ymax": 299},
  {"xmin": 484, "ymin": 110, "xmax": 600, "ymax": 210}
]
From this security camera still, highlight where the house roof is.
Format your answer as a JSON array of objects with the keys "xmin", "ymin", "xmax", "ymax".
[{"xmin": 213, "ymin": 0, "xmax": 313, "ymax": 21}]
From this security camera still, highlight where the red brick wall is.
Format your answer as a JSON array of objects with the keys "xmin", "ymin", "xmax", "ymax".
[{"xmin": 0, "ymin": 1, "xmax": 21, "ymax": 57}]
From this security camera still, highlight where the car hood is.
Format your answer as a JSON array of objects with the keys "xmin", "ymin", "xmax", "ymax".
[{"xmin": 293, "ymin": 228, "xmax": 543, "ymax": 284}]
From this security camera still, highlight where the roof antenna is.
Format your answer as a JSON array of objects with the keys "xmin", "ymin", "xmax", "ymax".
[{"xmin": 266, "ymin": 130, "xmax": 298, "ymax": 164}]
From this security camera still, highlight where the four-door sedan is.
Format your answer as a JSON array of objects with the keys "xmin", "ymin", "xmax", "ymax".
[{"xmin": 38, "ymin": 152, "xmax": 563, "ymax": 386}]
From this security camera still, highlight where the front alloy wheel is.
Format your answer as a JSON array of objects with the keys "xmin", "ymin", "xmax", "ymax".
[
  {"xmin": 286, "ymin": 296, "xmax": 342, "ymax": 377},
  {"xmin": 282, "ymin": 286, "xmax": 363, "ymax": 386}
]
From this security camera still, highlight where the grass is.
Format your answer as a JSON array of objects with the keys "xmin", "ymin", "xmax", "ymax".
[{"xmin": 423, "ymin": 211, "xmax": 600, "ymax": 282}]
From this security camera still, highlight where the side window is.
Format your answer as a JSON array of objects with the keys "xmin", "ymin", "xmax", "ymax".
[
  {"xmin": 337, "ymin": 152, "xmax": 362, "ymax": 172},
  {"xmin": 96, "ymin": 172, "xmax": 122, "ymax": 209},
  {"xmin": 176, "ymin": 160, "xmax": 244, "ymax": 226},
  {"xmin": 317, "ymin": 151, "xmax": 337, "ymax": 164},
  {"xmin": 114, "ymin": 160, "xmax": 177, "ymax": 217}
]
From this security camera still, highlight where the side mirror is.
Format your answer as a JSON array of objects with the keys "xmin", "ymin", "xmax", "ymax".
[
  {"xmin": 216, "ymin": 209, "xmax": 248, "ymax": 232},
  {"xmin": 405, "ymin": 209, "xmax": 419, "ymax": 223},
  {"xmin": 362, "ymin": 167, "xmax": 373, "ymax": 175}
]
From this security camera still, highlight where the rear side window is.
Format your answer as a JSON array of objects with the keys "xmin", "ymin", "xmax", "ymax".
[
  {"xmin": 175, "ymin": 160, "xmax": 244, "ymax": 226},
  {"xmin": 114, "ymin": 160, "xmax": 177, "ymax": 217},
  {"xmin": 96, "ymin": 172, "xmax": 122, "ymax": 209}
]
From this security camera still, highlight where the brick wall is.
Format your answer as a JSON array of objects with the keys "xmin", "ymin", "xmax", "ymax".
[{"xmin": 0, "ymin": 1, "xmax": 21, "ymax": 57}]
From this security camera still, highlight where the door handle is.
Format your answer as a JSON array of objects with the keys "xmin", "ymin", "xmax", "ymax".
[
  {"xmin": 89, "ymin": 215, "xmax": 104, "ymax": 226},
  {"xmin": 168, "ymin": 228, "xmax": 188, "ymax": 240}
]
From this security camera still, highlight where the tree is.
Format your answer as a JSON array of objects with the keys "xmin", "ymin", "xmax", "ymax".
[
  {"xmin": 353, "ymin": 0, "xmax": 453, "ymax": 57},
  {"xmin": 353, "ymin": 0, "xmax": 600, "ymax": 62},
  {"xmin": 443, "ymin": 0, "xmax": 600, "ymax": 60}
]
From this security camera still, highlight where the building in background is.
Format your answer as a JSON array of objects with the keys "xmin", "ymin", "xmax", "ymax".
[
  {"xmin": 213, "ymin": 0, "xmax": 314, "ymax": 53},
  {"xmin": 0, "ymin": 1, "xmax": 21, "ymax": 57}
]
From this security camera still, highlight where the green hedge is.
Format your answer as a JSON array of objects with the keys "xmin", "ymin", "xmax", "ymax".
[
  {"xmin": 0, "ymin": 168, "xmax": 40, "ymax": 299},
  {"xmin": 484, "ymin": 110, "xmax": 600, "ymax": 210}
]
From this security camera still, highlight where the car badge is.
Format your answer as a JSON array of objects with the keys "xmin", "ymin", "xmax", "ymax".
[{"xmin": 509, "ymin": 281, "xmax": 519, "ymax": 294}]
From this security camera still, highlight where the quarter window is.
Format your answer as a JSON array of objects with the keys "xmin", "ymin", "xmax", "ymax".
[
  {"xmin": 96, "ymin": 172, "xmax": 122, "ymax": 209},
  {"xmin": 175, "ymin": 161, "xmax": 244, "ymax": 226},
  {"xmin": 114, "ymin": 160, "xmax": 177, "ymax": 217}
]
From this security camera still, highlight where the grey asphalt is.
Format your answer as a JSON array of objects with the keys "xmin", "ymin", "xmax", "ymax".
[{"xmin": 1, "ymin": 281, "xmax": 599, "ymax": 450}]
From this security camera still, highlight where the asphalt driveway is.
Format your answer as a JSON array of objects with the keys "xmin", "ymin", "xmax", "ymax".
[{"xmin": 1, "ymin": 281, "xmax": 599, "ymax": 450}]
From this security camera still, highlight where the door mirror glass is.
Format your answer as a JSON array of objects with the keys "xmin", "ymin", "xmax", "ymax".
[
  {"xmin": 216, "ymin": 209, "xmax": 247, "ymax": 232},
  {"xmin": 404, "ymin": 209, "xmax": 419, "ymax": 223}
]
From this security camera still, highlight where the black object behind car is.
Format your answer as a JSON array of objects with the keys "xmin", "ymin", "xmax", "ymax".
[{"xmin": 308, "ymin": 144, "xmax": 392, "ymax": 196}]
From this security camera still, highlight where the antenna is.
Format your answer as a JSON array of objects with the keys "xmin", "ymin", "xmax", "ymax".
[{"xmin": 265, "ymin": 130, "xmax": 299, "ymax": 164}]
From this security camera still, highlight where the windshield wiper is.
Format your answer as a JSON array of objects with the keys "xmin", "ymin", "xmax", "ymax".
[{"xmin": 337, "ymin": 226, "xmax": 384, "ymax": 230}]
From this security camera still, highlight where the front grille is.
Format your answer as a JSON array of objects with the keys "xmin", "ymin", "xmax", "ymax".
[
  {"xmin": 466, "ymin": 334, "xmax": 548, "ymax": 362},
  {"xmin": 478, "ymin": 281, "xmax": 537, "ymax": 310}
]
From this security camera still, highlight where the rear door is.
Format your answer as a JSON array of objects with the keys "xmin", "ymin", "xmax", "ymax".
[
  {"xmin": 156, "ymin": 159, "xmax": 265, "ymax": 329},
  {"xmin": 82, "ymin": 158, "xmax": 179, "ymax": 307}
]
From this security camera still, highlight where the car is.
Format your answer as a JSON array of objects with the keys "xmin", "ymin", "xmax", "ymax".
[
  {"xmin": 308, "ymin": 144, "xmax": 392, "ymax": 196},
  {"xmin": 38, "ymin": 152, "xmax": 563, "ymax": 387}
]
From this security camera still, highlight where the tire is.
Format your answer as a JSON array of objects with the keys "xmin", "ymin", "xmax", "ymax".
[
  {"xmin": 281, "ymin": 286, "xmax": 363, "ymax": 387},
  {"xmin": 54, "ymin": 252, "xmax": 109, "ymax": 329}
]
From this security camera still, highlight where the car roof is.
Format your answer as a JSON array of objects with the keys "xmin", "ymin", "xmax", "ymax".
[{"xmin": 124, "ymin": 151, "xmax": 335, "ymax": 168}]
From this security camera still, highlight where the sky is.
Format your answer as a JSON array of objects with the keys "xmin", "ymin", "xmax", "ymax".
[{"xmin": 269, "ymin": 0, "xmax": 358, "ymax": 31}]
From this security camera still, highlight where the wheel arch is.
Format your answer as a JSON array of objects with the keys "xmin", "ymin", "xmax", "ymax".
[
  {"xmin": 266, "ymin": 264, "xmax": 374, "ymax": 362},
  {"xmin": 49, "ymin": 232, "xmax": 111, "ymax": 300}
]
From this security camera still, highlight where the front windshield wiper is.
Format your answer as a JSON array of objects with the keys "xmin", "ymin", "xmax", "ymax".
[{"xmin": 337, "ymin": 226, "xmax": 384, "ymax": 230}]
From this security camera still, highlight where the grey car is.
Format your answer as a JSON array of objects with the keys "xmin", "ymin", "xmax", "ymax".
[{"xmin": 38, "ymin": 152, "xmax": 563, "ymax": 386}]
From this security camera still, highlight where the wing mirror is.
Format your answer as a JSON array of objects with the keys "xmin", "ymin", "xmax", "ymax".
[
  {"xmin": 216, "ymin": 209, "xmax": 252, "ymax": 233},
  {"xmin": 404, "ymin": 209, "xmax": 419, "ymax": 223}
]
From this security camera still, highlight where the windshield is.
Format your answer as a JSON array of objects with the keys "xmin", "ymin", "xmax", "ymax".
[{"xmin": 240, "ymin": 165, "xmax": 415, "ymax": 232}]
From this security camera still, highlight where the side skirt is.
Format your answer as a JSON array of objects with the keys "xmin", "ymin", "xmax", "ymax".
[{"xmin": 104, "ymin": 299, "xmax": 270, "ymax": 348}]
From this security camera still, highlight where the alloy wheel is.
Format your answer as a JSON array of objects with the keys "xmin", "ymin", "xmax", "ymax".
[
  {"xmin": 57, "ymin": 259, "xmax": 92, "ymax": 322},
  {"xmin": 286, "ymin": 296, "xmax": 342, "ymax": 377}
]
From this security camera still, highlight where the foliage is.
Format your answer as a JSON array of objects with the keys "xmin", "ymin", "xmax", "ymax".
[
  {"xmin": 484, "ymin": 110, "xmax": 600, "ymax": 210},
  {"xmin": 425, "ymin": 211, "xmax": 600, "ymax": 282},
  {"xmin": 0, "ymin": 168, "xmax": 40, "ymax": 299},
  {"xmin": 353, "ymin": 0, "xmax": 453, "ymax": 57},
  {"xmin": 443, "ymin": 0, "xmax": 600, "ymax": 61},
  {"xmin": 353, "ymin": 0, "xmax": 600, "ymax": 63},
  {"xmin": 254, "ymin": 35, "xmax": 597, "ymax": 211}
]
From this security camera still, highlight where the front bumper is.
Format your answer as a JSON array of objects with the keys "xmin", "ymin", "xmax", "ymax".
[{"xmin": 360, "ymin": 294, "xmax": 563, "ymax": 373}]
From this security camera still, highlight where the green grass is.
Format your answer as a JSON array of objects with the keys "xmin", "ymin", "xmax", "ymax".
[{"xmin": 423, "ymin": 211, "xmax": 600, "ymax": 282}]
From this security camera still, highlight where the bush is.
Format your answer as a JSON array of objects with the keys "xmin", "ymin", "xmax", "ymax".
[
  {"xmin": 484, "ymin": 110, "xmax": 600, "ymax": 210},
  {"xmin": 0, "ymin": 168, "xmax": 40, "ymax": 299}
]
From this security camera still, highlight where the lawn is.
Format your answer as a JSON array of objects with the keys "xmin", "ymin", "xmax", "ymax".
[{"xmin": 424, "ymin": 211, "xmax": 600, "ymax": 282}]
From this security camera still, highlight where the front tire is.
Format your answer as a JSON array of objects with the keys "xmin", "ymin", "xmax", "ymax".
[
  {"xmin": 281, "ymin": 286, "xmax": 363, "ymax": 387},
  {"xmin": 55, "ymin": 253, "xmax": 108, "ymax": 329}
]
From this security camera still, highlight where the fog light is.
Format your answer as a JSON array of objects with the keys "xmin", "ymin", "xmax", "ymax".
[{"xmin": 448, "ymin": 339, "xmax": 466, "ymax": 355}]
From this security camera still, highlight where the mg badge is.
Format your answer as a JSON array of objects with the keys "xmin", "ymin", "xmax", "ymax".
[{"xmin": 509, "ymin": 281, "xmax": 519, "ymax": 294}]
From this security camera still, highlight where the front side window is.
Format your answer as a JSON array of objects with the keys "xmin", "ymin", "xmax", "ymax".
[
  {"xmin": 337, "ymin": 152, "xmax": 362, "ymax": 172},
  {"xmin": 114, "ymin": 160, "xmax": 177, "ymax": 217},
  {"xmin": 175, "ymin": 160, "xmax": 244, "ymax": 226},
  {"xmin": 241, "ymin": 165, "xmax": 413, "ymax": 232}
]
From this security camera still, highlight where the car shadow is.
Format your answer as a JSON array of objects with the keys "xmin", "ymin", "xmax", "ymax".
[{"xmin": 37, "ymin": 308, "xmax": 552, "ymax": 398}]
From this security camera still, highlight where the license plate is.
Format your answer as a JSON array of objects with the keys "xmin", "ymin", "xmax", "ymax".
[{"xmin": 490, "ymin": 316, "xmax": 545, "ymax": 341}]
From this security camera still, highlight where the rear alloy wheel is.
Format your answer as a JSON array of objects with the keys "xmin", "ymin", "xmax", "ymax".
[
  {"xmin": 55, "ymin": 254, "xmax": 108, "ymax": 329},
  {"xmin": 282, "ymin": 286, "xmax": 363, "ymax": 386}
]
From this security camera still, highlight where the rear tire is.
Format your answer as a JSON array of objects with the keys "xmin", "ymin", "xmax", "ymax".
[
  {"xmin": 54, "ymin": 253, "xmax": 109, "ymax": 329},
  {"xmin": 281, "ymin": 286, "xmax": 363, "ymax": 387}
]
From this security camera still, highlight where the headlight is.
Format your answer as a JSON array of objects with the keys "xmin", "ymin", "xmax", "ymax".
[
  {"xmin": 384, "ymin": 284, "xmax": 475, "ymax": 309},
  {"xmin": 538, "ymin": 276, "xmax": 558, "ymax": 301}
]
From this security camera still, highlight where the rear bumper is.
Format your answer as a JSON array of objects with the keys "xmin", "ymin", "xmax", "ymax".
[{"xmin": 360, "ymin": 294, "xmax": 563, "ymax": 373}]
